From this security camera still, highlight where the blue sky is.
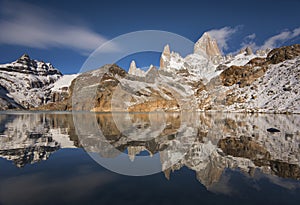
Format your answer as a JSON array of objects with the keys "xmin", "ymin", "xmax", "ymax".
[{"xmin": 0, "ymin": 0, "xmax": 299, "ymax": 74}]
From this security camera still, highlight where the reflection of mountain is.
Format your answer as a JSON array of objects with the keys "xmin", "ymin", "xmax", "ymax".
[
  {"xmin": 161, "ymin": 113, "xmax": 300, "ymax": 190},
  {"xmin": 0, "ymin": 112, "xmax": 300, "ymax": 190},
  {"xmin": 0, "ymin": 113, "xmax": 77, "ymax": 167},
  {"xmin": 75, "ymin": 112, "xmax": 300, "ymax": 184}
]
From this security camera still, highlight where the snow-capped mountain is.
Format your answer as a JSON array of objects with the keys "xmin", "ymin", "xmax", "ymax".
[
  {"xmin": 0, "ymin": 54, "xmax": 77, "ymax": 110},
  {"xmin": 159, "ymin": 32, "xmax": 268, "ymax": 82},
  {"xmin": 0, "ymin": 54, "xmax": 61, "ymax": 109},
  {"xmin": 123, "ymin": 33, "xmax": 299, "ymax": 113}
]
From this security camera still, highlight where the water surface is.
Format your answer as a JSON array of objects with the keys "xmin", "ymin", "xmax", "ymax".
[{"xmin": 0, "ymin": 112, "xmax": 300, "ymax": 205}]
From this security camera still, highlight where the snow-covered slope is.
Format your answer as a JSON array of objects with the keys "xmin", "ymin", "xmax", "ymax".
[
  {"xmin": 51, "ymin": 74, "xmax": 78, "ymax": 92},
  {"xmin": 226, "ymin": 57, "xmax": 300, "ymax": 113}
]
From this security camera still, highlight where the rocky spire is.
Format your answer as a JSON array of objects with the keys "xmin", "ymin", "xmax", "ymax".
[
  {"xmin": 194, "ymin": 32, "xmax": 222, "ymax": 59},
  {"xmin": 245, "ymin": 47, "xmax": 253, "ymax": 55},
  {"xmin": 160, "ymin": 44, "xmax": 171, "ymax": 69},
  {"xmin": 128, "ymin": 60, "xmax": 146, "ymax": 77},
  {"xmin": 128, "ymin": 60, "xmax": 137, "ymax": 74}
]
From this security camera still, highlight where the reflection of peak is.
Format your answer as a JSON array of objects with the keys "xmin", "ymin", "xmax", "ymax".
[
  {"xmin": 127, "ymin": 146, "xmax": 152, "ymax": 161},
  {"xmin": 0, "ymin": 145, "xmax": 60, "ymax": 168}
]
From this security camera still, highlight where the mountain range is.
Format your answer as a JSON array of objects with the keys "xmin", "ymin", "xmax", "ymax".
[{"xmin": 0, "ymin": 32, "xmax": 299, "ymax": 113}]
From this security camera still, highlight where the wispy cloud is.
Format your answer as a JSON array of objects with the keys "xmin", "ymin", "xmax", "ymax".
[
  {"xmin": 0, "ymin": 1, "xmax": 119, "ymax": 55},
  {"xmin": 207, "ymin": 26, "xmax": 240, "ymax": 53},
  {"xmin": 261, "ymin": 27, "xmax": 300, "ymax": 49},
  {"xmin": 240, "ymin": 33, "xmax": 259, "ymax": 51}
]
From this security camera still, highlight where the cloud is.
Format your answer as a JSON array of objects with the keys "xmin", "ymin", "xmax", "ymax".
[
  {"xmin": 207, "ymin": 26, "xmax": 240, "ymax": 53},
  {"xmin": 262, "ymin": 27, "xmax": 300, "ymax": 49},
  {"xmin": 245, "ymin": 33, "xmax": 256, "ymax": 41},
  {"xmin": 240, "ymin": 33, "xmax": 259, "ymax": 51},
  {"xmin": 0, "ymin": 1, "xmax": 119, "ymax": 55}
]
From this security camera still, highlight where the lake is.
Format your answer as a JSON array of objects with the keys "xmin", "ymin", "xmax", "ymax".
[{"xmin": 0, "ymin": 112, "xmax": 300, "ymax": 205}]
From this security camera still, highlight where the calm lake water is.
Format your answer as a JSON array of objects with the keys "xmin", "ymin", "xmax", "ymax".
[{"xmin": 0, "ymin": 112, "xmax": 300, "ymax": 205}]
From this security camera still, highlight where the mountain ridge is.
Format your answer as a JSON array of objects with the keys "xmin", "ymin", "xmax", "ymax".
[{"xmin": 0, "ymin": 33, "xmax": 299, "ymax": 113}]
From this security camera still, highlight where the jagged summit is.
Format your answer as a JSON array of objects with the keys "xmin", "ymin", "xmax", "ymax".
[
  {"xmin": 238, "ymin": 47, "xmax": 253, "ymax": 56},
  {"xmin": 162, "ymin": 44, "xmax": 170, "ymax": 56},
  {"xmin": 194, "ymin": 32, "xmax": 222, "ymax": 59},
  {"xmin": 1, "ymin": 53, "xmax": 63, "ymax": 76},
  {"xmin": 160, "ymin": 44, "xmax": 171, "ymax": 69},
  {"xmin": 19, "ymin": 53, "xmax": 30, "ymax": 60},
  {"xmin": 128, "ymin": 60, "xmax": 137, "ymax": 73}
]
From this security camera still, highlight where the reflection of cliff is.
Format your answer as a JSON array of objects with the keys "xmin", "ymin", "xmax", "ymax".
[{"xmin": 0, "ymin": 113, "xmax": 77, "ymax": 167}]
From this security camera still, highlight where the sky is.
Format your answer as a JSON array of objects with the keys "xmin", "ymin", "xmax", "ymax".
[{"xmin": 0, "ymin": 0, "xmax": 299, "ymax": 74}]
